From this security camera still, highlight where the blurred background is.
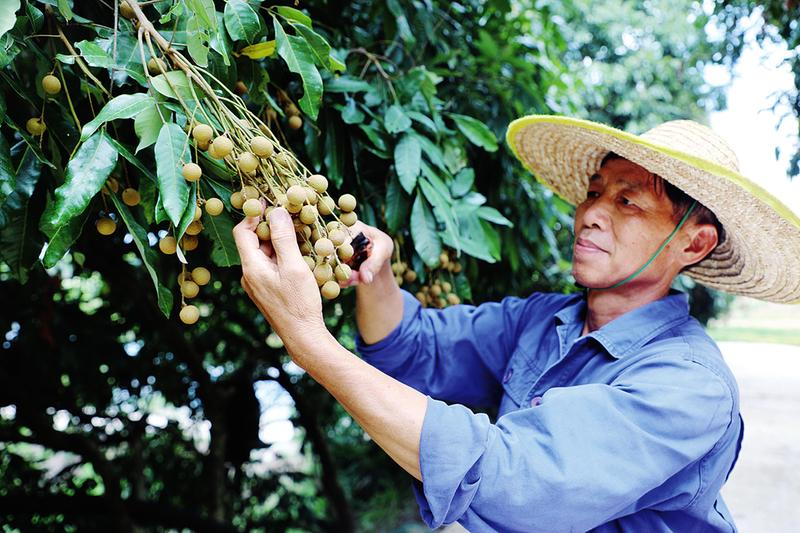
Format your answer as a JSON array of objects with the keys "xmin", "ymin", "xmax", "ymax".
[{"xmin": 1, "ymin": 0, "xmax": 798, "ymax": 531}]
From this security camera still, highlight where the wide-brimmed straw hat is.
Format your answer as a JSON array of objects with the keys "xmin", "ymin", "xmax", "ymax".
[{"xmin": 505, "ymin": 115, "xmax": 800, "ymax": 304}]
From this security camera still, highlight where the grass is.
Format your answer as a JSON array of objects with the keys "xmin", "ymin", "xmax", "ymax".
[{"xmin": 707, "ymin": 297, "xmax": 800, "ymax": 346}]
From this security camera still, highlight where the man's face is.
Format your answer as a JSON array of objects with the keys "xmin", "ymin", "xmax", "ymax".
[{"xmin": 572, "ymin": 158, "xmax": 683, "ymax": 289}]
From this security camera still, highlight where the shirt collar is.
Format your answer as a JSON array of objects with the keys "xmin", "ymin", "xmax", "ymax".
[{"xmin": 554, "ymin": 289, "xmax": 690, "ymax": 359}]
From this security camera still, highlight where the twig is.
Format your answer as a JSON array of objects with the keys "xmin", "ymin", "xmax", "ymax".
[{"xmin": 55, "ymin": 26, "xmax": 111, "ymax": 97}]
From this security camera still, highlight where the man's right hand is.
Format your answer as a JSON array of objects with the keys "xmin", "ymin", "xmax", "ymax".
[{"xmin": 341, "ymin": 221, "xmax": 394, "ymax": 287}]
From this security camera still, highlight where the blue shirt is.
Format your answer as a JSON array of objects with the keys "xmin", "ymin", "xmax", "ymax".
[{"xmin": 356, "ymin": 289, "xmax": 743, "ymax": 532}]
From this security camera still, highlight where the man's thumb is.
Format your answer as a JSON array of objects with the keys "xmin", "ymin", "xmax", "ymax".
[{"xmin": 268, "ymin": 208, "xmax": 303, "ymax": 263}]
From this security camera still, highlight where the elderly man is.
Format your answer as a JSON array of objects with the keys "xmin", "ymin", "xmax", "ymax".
[{"xmin": 233, "ymin": 115, "xmax": 800, "ymax": 532}]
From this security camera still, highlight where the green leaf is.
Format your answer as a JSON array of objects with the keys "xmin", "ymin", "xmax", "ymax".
[
  {"xmin": 410, "ymin": 194, "xmax": 441, "ymax": 268},
  {"xmin": 40, "ymin": 133, "xmax": 118, "ymax": 233},
  {"xmin": 384, "ymin": 105, "xmax": 412, "ymax": 134},
  {"xmin": 41, "ymin": 206, "xmax": 91, "ymax": 269},
  {"xmin": 408, "ymin": 131, "xmax": 445, "ymax": 170},
  {"xmin": 134, "ymin": 104, "xmax": 165, "ymax": 152},
  {"xmin": 108, "ymin": 193, "xmax": 173, "ymax": 316},
  {"xmin": 94, "ymin": 34, "xmax": 147, "ymax": 86},
  {"xmin": 224, "ymin": 0, "xmax": 261, "ymax": 44},
  {"xmin": 324, "ymin": 114, "xmax": 345, "ymax": 187},
  {"xmin": 275, "ymin": 6, "xmax": 312, "ymax": 27},
  {"xmin": 2, "ymin": 115, "xmax": 55, "ymax": 169},
  {"xmin": 103, "ymin": 134, "xmax": 156, "ymax": 184},
  {"xmin": 477, "ymin": 206, "xmax": 513, "ymax": 227},
  {"xmin": 0, "ymin": 193, "xmax": 42, "ymax": 284},
  {"xmin": 150, "ymin": 71, "xmax": 201, "ymax": 103},
  {"xmin": 0, "ymin": 134, "xmax": 14, "ymax": 204},
  {"xmin": 324, "ymin": 77, "xmax": 373, "ymax": 93},
  {"xmin": 273, "ymin": 17, "xmax": 323, "ymax": 120},
  {"xmin": 57, "ymin": 0, "xmax": 73, "ymax": 21},
  {"xmin": 385, "ymin": 175, "xmax": 410, "ymax": 233},
  {"xmin": 419, "ymin": 177, "xmax": 459, "ymax": 254},
  {"xmin": 204, "ymin": 210, "xmax": 240, "ymax": 266},
  {"xmin": 394, "ymin": 134, "xmax": 420, "ymax": 194},
  {"xmin": 0, "ymin": 146, "xmax": 41, "ymax": 230},
  {"xmin": 81, "ymin": 93, "xmax": 153, "ymax": 141},
  {"xmin": 209, "ymin": 11, "xmax": 231, "ymax": 66},
  {"xmin": 0, "ymin": 0, "xmax": 20, "ymax": 40},
  {"xmin": 154, "ymin": 123, "xmax": 190, "ymax": 227},
  {"xmin": 448, "ymin": 113, "xmax": 498, "ymax": 152},
  {"xmin": 339, "ymin": 98, "xmax": 364, "ymax": 124},
  {"xmin": 237, "ymin": 40, "xmax": 276, "ymax": 59},
  {"xmin": 186, "ymin": 18, "xmax": 210, "ymax": 67},
  {"xmin": 292, "ymin": 24, "xmax": 333, "ymax": 71},
  {"xmin": 184, "ymin": 0, "xmax": 217, "ymax": 32},
  {"xmin": 174, "ymin": 182, "xmax": 197, "ymax": 244},
  {"xmin": 451, "ymin": 168, "xmax": 474, "ymax": 197},
  {"xmin": 74, "ymin": 40, "xmax": 114, "ymax": 68}
]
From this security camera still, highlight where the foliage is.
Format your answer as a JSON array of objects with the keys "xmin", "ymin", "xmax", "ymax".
[{"xmin": 0, "ymin": 0, "xmax": 740, "ymax": 531}]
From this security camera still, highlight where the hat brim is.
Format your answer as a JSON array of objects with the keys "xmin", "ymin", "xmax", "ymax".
[{"xmin": 506, "ymin": 115, "xmax": 800, "ymax": 304}]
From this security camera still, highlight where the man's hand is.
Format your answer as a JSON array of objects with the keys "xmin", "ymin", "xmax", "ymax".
[
  {"xmin": 232, "ymin": 207, "xmax": 328, "ymax": 354},
  {"xmin": 340, "ymin": 220, "xmax": 393, "ymax": 286}
]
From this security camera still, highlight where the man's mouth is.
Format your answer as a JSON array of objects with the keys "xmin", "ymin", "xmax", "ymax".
[{"xmin": 574, "ymin": 237, "xmax": 607, "ymax": 254}]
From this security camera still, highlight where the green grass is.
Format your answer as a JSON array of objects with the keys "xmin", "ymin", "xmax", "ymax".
[
  {"xmin": 706, "ymin": 296, "xmax": 800, "ymax": 346},
  {"xmin": 707, "ymin": 326, "xmax": 800, "ymax": 346}
]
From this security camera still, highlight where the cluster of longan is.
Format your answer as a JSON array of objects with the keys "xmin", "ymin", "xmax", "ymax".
[
  {"xmin": 176, "ymin": 266, "xmax": 211, "ymax": 324},
  {"xmin": 25, "ymin": 74, "xmax": 63, "ymax": 136},
  {"xmin": 95, "ymin": 177, "xmax": 143, "ymax": 236},
  {"xmin": 406, "ymin": 251, "xmax": 464, "ymax": 309}
]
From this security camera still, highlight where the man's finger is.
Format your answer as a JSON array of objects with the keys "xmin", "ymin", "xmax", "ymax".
[
  {"xmin": 268, "ymin": 208, "xmax": 304, "ymax": 269},
  {"xmin": 233, "ymin": 216, "xmax": 271, "ymax": 273}
]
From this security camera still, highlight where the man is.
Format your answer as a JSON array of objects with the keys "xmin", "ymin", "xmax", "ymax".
[{"xmin": 232, "ymin": 116, "xmax": 800, "ymax": 532}]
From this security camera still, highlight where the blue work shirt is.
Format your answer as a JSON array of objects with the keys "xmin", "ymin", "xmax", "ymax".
[{"xmin": 356, "ymin": 288, "xmax": 743, "ymax": 532}]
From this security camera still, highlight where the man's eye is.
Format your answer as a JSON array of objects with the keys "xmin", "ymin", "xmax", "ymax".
[
  {"xmin": 587, "ymin": 191, "xmax": 600, "ymax": 199},
  {"xmin": 621, "ymin": 197, "xmax": 635, "ymax": 207}
]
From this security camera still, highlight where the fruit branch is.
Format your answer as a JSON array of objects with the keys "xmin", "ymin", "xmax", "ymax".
[{"xmin": 55, "ymin": 26, "xmax": 111, "ymax": 97}]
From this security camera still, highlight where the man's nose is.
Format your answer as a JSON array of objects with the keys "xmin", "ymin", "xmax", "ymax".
[{"xmin": 580, "ymin": 195, "xmax": 612, "ymax": 230}]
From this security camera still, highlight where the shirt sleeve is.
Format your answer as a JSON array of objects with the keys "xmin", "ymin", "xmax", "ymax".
[
  {"xmin": 411, "ymin": 354, "xmax": 735, "ymax": 532},
  {"xmin": 355, "ymin": 289, "xmax": 550, "ymax": 407}
]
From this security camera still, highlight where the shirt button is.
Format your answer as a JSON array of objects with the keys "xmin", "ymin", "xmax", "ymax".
[
  {"xmin": 503, "ymin": 368, "xmax": 514, "ymax": 383},
  {"xmin": 530, "ymin": 396, "xmax": 543, "ymax": 407}
]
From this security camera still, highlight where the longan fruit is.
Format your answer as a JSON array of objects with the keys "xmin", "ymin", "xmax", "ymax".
[
  {"xmin": 159, "ymin": 235, "xmax": 177, "ymax": 254},
  {"xmin": 416, "ymin": 292, "xmax": 428, "ymax": 306},
  {"xmin": 230, "ymin": 191, "xmax": 244, "ymax": 209},
  {"xmin": 242, "ymin": 198, "xmax": 263, "ymax": 217},
  {"xmin": 185, "ymin": 220, "xmax": 203, "ymax": 235},
  {"xmin": 404, "ymin": 270, "xmax": 417, "ymax": 283},
  {"xmin": 288, "ymin": 115, "xmax": 303, "ymax": 130},
  {"xmin": 181, "ymin": 235, "xmax": 199, "ymax": 251},
  {"xmin": 338, "ymin": 194, "xmax": 357, "ymax": 213},
  {"xmin": 447, "ymin": 293, "xmax": 460, "ymax": 305},
  {"xmin": 250, "ymin": 136, "xmax": 274, "ymax": 157},
  {"xmin": 307, "ymin": 174, "xmax": 328, "ymax": 193},
  {"xmin": 303, "ymin": 256, "xmax": 315, "ymax": 271},
  {"xmin": 207, "ymin": 141, "xmax": 220, "ymax": 159},
  {"xmin": 256, "ymin": 221, "xmax": 271, "ymax": 241},
  {"xmin": 274, "ymin": 152, "xmax": 293, "ymax": 167},
  {"xmin": 211, "ymin": 136, "xmax": 233, "ymax": 158},
  {"xmin": 205, "ymin": 198, "xmax": 224, "ymax": 216},
  {"xmin": 42, "ymin": 74, "xmax": 61, "ymax": 95},
  {"xmin": 120, "ymin": 1, "xmax": 136, "ymax": 20},
  {"xmin": 317, "ymin": 196, "xmax": 336, "ymax": 216},
  {"xmin": 299, "ymin": 204, "xmax": 318, "ymax": 225},
  {"xmin": 329, "ymin": 229, "xmax": 346, "ymax": 247},
  {"xmin": 234, "ymin": 80, "xmax": 248, "ymax": 95},
  {"xmin": 334, "ymin": 263, "xmax": 352, "ymax": 282},
  {"xmin": 340, "ymin": 211, "xmax": 357, "ymax": 226},
  {"xmin": 179, "ymin": 305, "xmax": 200, "ymax": 325},
  {"xmin": 285, "ymin": 103, "xmax": 300, "ymax": 117},
  {"xmin": 192, "ymin": 124, "xmax": 214, "ymax": 143},
  {"xmin": 430, "ymin": 284, "xmax": 442, "ymax": 297},
  {"xmin": 337, "ymin": 243, "xmax": 354, "ymax": 262},
  {"xmin": 439, "ymin": 252, "xmax": 450, "ymax": 267},
  {"xmin": 181, "ymin": 280, "xmax": 200, "ymax": 298},
  {"xmin": 193, "ymin": 205, "xmax": 202, "ymax": 222},
  {"xmin": 265, "ymin": 108, "xmax": 278, "ymax": 122},
  {"xmin": 147, "ymin": 57, "xmax": 167, "ymax": 75},
  {"xmin": 392, "ymin": 262, "xmax": 405, "ymax": 275},
  {"xmin": 237, "ymin": 152, "xmax": 259, "ymax": 174},
  {"xmin": 314, "ymin": 238, "xmax": 335, "ymax": 257},
  {"xmin": 311, "ymin": 227, "xmax": 322, "ymax": 242},
  {"xmin": 441, "ymin": 281, "xmax": 452, "ymax": 293},
  {"xmin": 285, "ymin": 202, "xmax": 302, "ymax": 214},
  {"xmin": 299, "ymin": 241, "xmax": 313, "ymax": 255},
  {"xmin": 452, "ymin": 262, "xmax": 462, "ymax": 273},
  {"xmin": 241, "ymin": 185, "xmax": 260, "ymax": 200},
  {"xmin": 304, "ymin": 187, "xmax": 318, "ymax": 205},
  {"xmin": 297, "ymin": 224, "xmax": 312, "ymax": 240},
  {"xmin": 26, "ymin": 117, "xmax": 46, "ymax": 136},
  {"xmin": 395, "ymin": 274, "xmax": 403, "ymax": 285},
  {"xmin": 182, "ymin": 162, "xmax": 202, "ymax": 182},
  {"xmin": 321, "ymin": 280, "xmax": 340, "ymax": 300},
  {"xmin": 122, "ymin": 188, "xmax": 140, "ymax": 206},
  {"xmin": 177, "ymin": 271, "xmax": 190, "ymax": 285},
  {"xmin": 96, "ymin": 217, "xmax": 116, "ymax": 235},
  {"xmin": 326, "ymin": 221, "xmax": 340, "ymax": 232},
  {"xmin": 286, "ymin": 185, "xmax": 307, "ymax": 206},
  {"xmin": 189, "ymin": 267, "xmax": 209, "ymax": 286},
  {"xmin": 105, "ymin": 177, "xmax": 120, "ymax": 194},
  {"xmin": 314, "ymin": 263, "xmax": 333, "ymax": 286}
]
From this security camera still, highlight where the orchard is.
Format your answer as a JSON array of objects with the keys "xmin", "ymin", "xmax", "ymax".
[{"xmin": 0, "ymin": 0, "xmax": 785, "ymax": 530}]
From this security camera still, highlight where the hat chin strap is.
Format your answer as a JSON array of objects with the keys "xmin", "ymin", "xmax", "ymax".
[{"xmin": 580, "ymin": 200, "xmax": 698, "ymax": 291}]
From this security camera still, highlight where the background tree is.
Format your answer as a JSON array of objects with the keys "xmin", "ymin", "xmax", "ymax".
[{"xmin": 0, "ymin": 0, "xmax": 738, "ymax": 531}]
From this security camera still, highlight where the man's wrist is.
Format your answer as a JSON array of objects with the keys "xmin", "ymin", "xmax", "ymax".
[{"xmin": 284, "ymin": 324, "xmax": 339, "ymax": 368}]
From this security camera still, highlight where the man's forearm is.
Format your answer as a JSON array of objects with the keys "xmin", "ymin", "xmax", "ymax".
[
  {"xmin": 288, "ymin": 330, "xmax": 426, "ymax": 480},
  {"xmin": 355, "ymin": 261, "xmax": 405, "ymax": 344}
]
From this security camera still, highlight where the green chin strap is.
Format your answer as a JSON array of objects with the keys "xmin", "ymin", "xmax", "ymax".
[{"xmin": 587, "ymin": 199, "xmax": 698, "ymax": 291}]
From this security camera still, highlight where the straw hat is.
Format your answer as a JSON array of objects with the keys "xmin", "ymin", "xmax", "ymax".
[{"xmin": 505, "ymin": 115, "xmax": 800, "ymax": 304}]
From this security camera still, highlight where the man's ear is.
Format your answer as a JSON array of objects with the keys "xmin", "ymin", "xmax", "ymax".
[{"xmin": 681, "ymin": 223, "xmax": 718, "ymax": 267}]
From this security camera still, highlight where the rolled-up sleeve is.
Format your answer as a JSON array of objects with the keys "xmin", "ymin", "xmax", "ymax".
[
  {"xmin": 356, "ymin": 289, "xmax": 553, "ymax": 407},
  {"xmin": 411, "ymin": 355, "xmax": 735, "ymax": 532}
]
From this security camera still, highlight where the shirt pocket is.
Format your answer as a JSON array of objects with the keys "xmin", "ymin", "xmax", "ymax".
[{"xmin": 501, "ymin": 347, "xmax": 542, "ymax": 407}]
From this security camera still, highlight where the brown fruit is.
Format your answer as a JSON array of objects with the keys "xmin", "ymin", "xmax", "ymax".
[
  {"xmin": 337, "ymin": 243, "xmax": 354, "ymax": 262},
  {"xmin": 321, "ymin": 280, "xmax": 340, "ymax": 300},
  {"xmin": 441, "ymin": 281, "xmax": 452, "ymax": 293},
  {"xmin": 26, "ymin": 117, "xmax": 46, "ymax": 136},
  {"xmin": 314, "ymin": 238, "xmax": 335, "ymax": 257},
  {"xmin": 147, "ymin": 57, "xmax": 168, "ymax": 75},
  {"xmin": 305, "ymin": 187, "xmax": 318, "ymax": 205},
  {"xmin": 266, "ymin": 108, "xmax": 278, "ymax": 122},
  {"xmin": 285, "ymin": 202, "xmax": 302, "ymax": 214},
  {"xmin": 329, "ymin": 229, "xmax": 346, "ymax": 247},
  {"xmin": 211, "ymin": 136, "xmax": 233, "ymax": 158},
  {"xmin": 234, "ymin": 80, "xmax": 248, "ymax": 95},
  {"xmin": 181, "ymin": 280, "xmax": 200, "ymax": 298},
  {"xmin": 256, "ymin": 221, "xmax": 271, "ymax": 241},
  {"xmin": 205, "ymin": 198, "xmax": 224, "ymax": 216},
  {"xmin": 237, "ymin": 152, "xmax": 259, "ymax": 174},
  {"xmin": 185, "ymin": 220, "xmax": 203, "ymax": 235},
  {"xmin": 42, "ymin": 74, "xmax": 61, "ymax": 95},
  {"xmin": 447, "ymin": 293, "xmax": 460, "ymax": 305},
  {"xmin": 338, "ymin": 194, "xmax": 357, "ymax": 212},
  {"xmin": 242, "ymin": 198, "xmax": 263, "ymax": 217},
  {"xmin": 192, "ymin": 267, "xmax": 211, "ymax": 286},
  {"xmin": 96, "ymin": 217, "xmax": 116, "ymax": 236},
  {"xmin": 286, "ymin": 185, "xmax": 307, "ymax": 205},
  {"xmin": 297, "ymin": 224, "xmax": 312, "ymax": 240},
  {"xmin": 182, "ymin": 162, "xmax": 202, "ymax": 182},
  {"xmin": 250, "ymin": 136, "xmax": 274, "ymax": 157},
  {"xmin": 303, "ymin": 256, "xmax": 316, "ymax": 271},
  {"xmin": 326, "ymin": 221, "xmax": 340, "ymax": 232},
  {"xmin": 439, "ymin": 252, "xmax": 450, "ymax": 267},
  {"xmin": 430, "ymin": 284, "xmax": 442, "ymax": 297},
  {"xmin": 274, "ymin": 152, "xmax": 293, "ymax": 167},
  {"xmin": 416, "ymin": 292, "xmax": 428, "ymax": 306},
  {"xmin": 122, "ymin": 188, "xmax": 140, "ymax": 206},
  {"xmin": 334, "ymin": 263, "xmax": 352, "ymax": 282},
  {"xmin": 179, "ymin": 305, "xmax": 200, "ymax": 325},
  {"xmin": 192, "ymin": 124, "xmax": 214, "ymax": 143},
  {"xmin": 404, "ymin": 270, "xmax": 417, "ymax": 283},
  {"xmin": 452, "ymin": 262, "xmax": 463, "ymax": 273},
  {"xmin": 193, "ymin": 205, "xmax": 202, "ymax": 222},
  {"xmin": 230, "ymin": 191, "xmax": 244, "ymax": 209},
  {"xmin": 307, "ymin": 174, "xmax": 328, "ymax": 193},
  {"xmin": 207, "ymin": 141, "xmax": 220, "ymax": 159},
  {"xmin": 241, "ymin": 185, "xmax": 260, "ymax": 200},
  {"xmin": 104, "ymin": 177, "xmax": 120, "ymax": 194},
  {"xmin": 288, "ymin": 115, "xmax": 303, "ymax": 130},
  {"xmin": 392, "ymin": 262, "xmax": 406, "ymax": 275},
  {"xmin": 314, "ymin": 263, "xmax": 334, "ymax": 286},
  {"xmin": 395, "ymin": 274, "xmax": 403, "ymax": 285},
  {"xmin": 299, "ymin": 204, "xmax": 318, "ymax": 225},
  {"xmin": 159, "ymin": 235, "xmax": 177, "ymax": 254},
  {"xmin": 181, "ymin": 235, "xmax": 199, "ymax": 251},
  {"xmin": 317, "ymin": 196, "xmax": 336, "ymax": 216},
  {"xmin": 120, "ymin": 1, "xmax": 135, "ymax": 20},
  {"xmin": 299, "ymin": 241, "xmax": 313, "ymax": 255},
  {"xmin": 286, "ymin": 103, "xmax": 300, "ymax": 117},
  {"xmin": 340, "ymin": 211, "xmax": 358, "ymax": 226},
  {"xmin": 177, "ymin": 271, "xmax": 190, "ymax": 285}
]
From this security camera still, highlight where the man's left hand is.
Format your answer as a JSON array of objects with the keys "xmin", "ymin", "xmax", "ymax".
[{"xmin": 232, "ymin": 207, "xmax": 329, "ymax": 355}]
